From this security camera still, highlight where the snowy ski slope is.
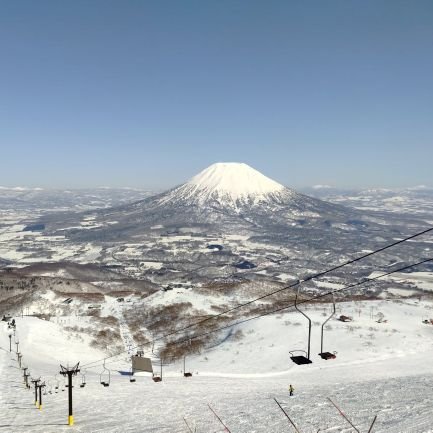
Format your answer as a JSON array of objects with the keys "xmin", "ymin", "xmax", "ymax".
[{"xmin": 1, "ymin": 299, "xmax": 433, "ymax": 432}]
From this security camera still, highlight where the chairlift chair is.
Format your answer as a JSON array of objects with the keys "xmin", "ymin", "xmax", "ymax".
[
  {"xmin": 152, "ymin": 358, "xmax": 163, "ymax": 382},
  {"xmin": 290, "ymin": 288, "xmax": 312, "ymax": 365},
  {"xmin": 152, "ymin": 373, "xmax": 162, "ymax": 382},
  {"xmin": 129, "ymin": 368, "xmax": 136, "ymax": 383},
  {"xmin": 183, "ymin": 356, "xmax": 192, "ymax": 377},
  {"xmin": 80, "ymin": 371, "xmax": 86, "ymax": 388},
  {"xmin": 289, "ymin": 349, "xmax": 312, "ymax": 365},
  {"xmin": 319, "ymin": 294, "xmax": 337, "ymax": 360},
  {"xmin": 54, "ymin": 374, "xmax": 59, "ymax": 393},
  {"xmin": 54, "ymin": 374, "xmax": 60, "ymax": 392},
  {"xmin": 100, "ymin": 361, "xmax": 111, "ymax": 387},
  {"xmin": 319, "ymin": 350, "xmax": 337, "ymax": 360}
]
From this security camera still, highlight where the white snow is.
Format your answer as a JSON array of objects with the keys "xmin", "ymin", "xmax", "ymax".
[
  {"xmin": 140, "ymin": 261, "xmax": 163, "ymax": 269},
  {"xmin": 2, "ymin": 299, "xmax": 433, "ymax": 432},
  {"xmin": 369, "ymin": 271, "xmax": 433, "ymax": 291},
  {"xmin": 187, "ymin": 163, "xmax": 285, "ymax": 199},
  {"xmin": 312, "ymin": 184, "xmax": 332, "ymax": 189},
  {"xmin": 162, "ymin": 162, "xmax": 287, "ymax": 205}
]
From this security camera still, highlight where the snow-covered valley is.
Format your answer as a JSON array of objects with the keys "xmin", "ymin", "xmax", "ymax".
[{"xmin": 0, "ymin": 165, "xmax": 432, "ymax": 432}]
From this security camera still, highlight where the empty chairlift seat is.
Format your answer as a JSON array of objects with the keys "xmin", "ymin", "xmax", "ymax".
[
  {"xmin": 318, "ymin": 294, "xmax": 338, "ymax": 360},
  {"xmin": 100, "ymin": 361, "xmax": 110, "ymax": 387},
  {"xmin": 289, "ymin": 288, "xmax": 313, "ymax": 365}
]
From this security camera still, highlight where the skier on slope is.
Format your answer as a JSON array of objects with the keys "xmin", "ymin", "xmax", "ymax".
[{"xmin": 289, "ymin": 384, "xmax": 294, "ymax": 397}]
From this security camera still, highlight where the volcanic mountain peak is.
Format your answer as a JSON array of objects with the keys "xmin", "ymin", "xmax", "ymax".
[
  {"xmin": 48, "ymin": 162, "xmax": 359, "ymax": 241},
  {"xmin": 179, "ymin": 162, "xmax": 285, "ymax": 201}
]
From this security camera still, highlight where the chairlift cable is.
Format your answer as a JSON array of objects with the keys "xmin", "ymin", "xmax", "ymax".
[
  {"xmin": 81, "ymin": 256, "xmax": 432, "ymax": 369},
  {"xmin": 169, "ymin": 256, "xmax": 433, "ymax": 348},
  {"xmin": 152, "ymin": 227, "xmax": 433, "ymax": 341},
  {"xmin": 80, "ymin": 232, "xmax": 432, "ymax": 371}
]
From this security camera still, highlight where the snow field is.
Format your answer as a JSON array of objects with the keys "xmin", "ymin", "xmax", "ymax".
[
  {"xmin": 1, "ymin": 298, "xmax": 433, "ymax": 431},
  {"xmin": 2, "ymin": 348, "xmax": 433, "ymax": 433}
]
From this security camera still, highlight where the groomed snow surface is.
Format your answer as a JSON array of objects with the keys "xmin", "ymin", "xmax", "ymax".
[{"xmin": 1, "ymin": 299, "xmax": 433, "ymax": 432}]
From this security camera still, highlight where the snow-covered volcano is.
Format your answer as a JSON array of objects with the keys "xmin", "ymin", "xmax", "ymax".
[
  {"xmin": 179, "ymin": 162, "xmax": 285, "ymax": 202},
  {"xmin": 47, "ymin": 161, "xmax": 365, "ymax": 242},
  {"xmin": 26, "ymin": 162, "xmax": 423, "ymax": 285},
  {"xmin": 157, "ymin": 162, "xmax": 298, "ymax": 208}
]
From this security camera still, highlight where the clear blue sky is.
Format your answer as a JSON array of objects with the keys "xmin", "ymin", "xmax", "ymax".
[{"xmin": 1, "ymin": 0, "xmax": 432, "ymax": 189}]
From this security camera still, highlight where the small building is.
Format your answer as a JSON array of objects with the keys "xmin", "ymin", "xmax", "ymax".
[
  {"xmin": 235, "ymin": 260, "xmax": 256, "ymax": 269},
  {"xmin": 132, "ymin": 355, "xmax": 153, "ymax": 374},
  {"xmin": 207, "ymin": 244, "xmax": 223, "ymax": 251}
]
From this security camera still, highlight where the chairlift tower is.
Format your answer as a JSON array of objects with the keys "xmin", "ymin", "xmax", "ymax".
[
  {"xmin": 60, "ymin": 362, "xmax": 80, "ymax": 426},
  {"xmin": 37, "ymin": 382, "xmax": 46, "ymax": 410},
  {"xmin": 30, "ymin": 378, "xmax": 40, "ymax": 407},
  {"xmin": 23, "ymin": 367, "xmax": 30, "ymax": 388}
]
